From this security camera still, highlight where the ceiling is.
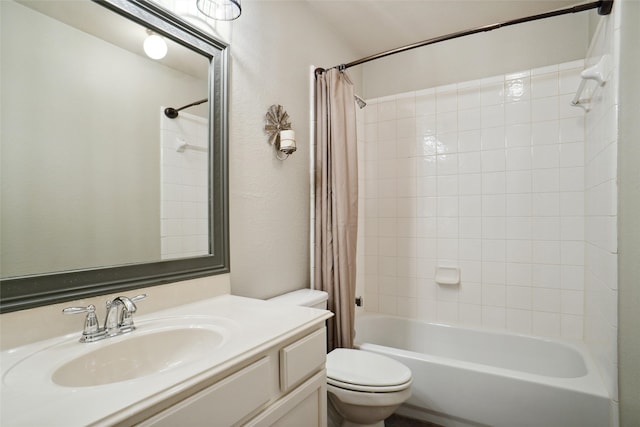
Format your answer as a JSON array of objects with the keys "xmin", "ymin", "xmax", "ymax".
[{"xmin": 304, "ymin": 0, "xmax": 581, "ymax": 60}]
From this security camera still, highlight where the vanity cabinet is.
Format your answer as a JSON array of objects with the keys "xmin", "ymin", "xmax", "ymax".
[{"xmin": 137, "ymin": 327, "xmax": 327, "ymax": 427}]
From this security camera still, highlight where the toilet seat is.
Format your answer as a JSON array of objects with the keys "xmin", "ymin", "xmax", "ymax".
[
  {"xmin": 327, "ymin": 376, "xmax": 412, "ymax": 393},
  {"xmin": 326, "ymin": 349, "xmax": 412, "ymax": 393}
]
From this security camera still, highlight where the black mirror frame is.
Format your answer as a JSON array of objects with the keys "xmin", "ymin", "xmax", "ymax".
[{"xmin": 0, "ymin": 0, "xmax": 230, "ymax": 313}]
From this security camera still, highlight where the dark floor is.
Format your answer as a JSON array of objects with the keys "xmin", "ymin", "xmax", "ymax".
[{"xmin": 385, "ymin": 414, "xmax": 443, "ymax": 427}]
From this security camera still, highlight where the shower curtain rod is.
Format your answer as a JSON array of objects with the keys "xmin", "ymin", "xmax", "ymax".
[
  {"xmin": 315, "ymin": 0, "xmax": 613, "ymax": 77},
  {"xmin": 164, "ymin": 98, "xmax": 208, "ymax": 119}
]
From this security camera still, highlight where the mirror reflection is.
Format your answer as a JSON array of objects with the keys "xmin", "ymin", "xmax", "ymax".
[{"xmin": 1, "ymin": 0, "xmax": 212, "ymax": 279}]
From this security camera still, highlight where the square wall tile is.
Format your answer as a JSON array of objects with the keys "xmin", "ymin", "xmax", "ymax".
[
  {"xmin": 559, "ymin": 117, "xmax": 584, "ymax": 143},
  {"xmin": 458, "ymin": 152, "xmax": 482, "ymax": 174},
  {"xmin": 507, "ymin": 286, "xmax": 532, "ymax": 310},
  {"xmin": 482, "ymin": 104, "xmax": 506, "ymax": 129},
  {"xmin": 531, "ymin": 72, "xmax": 559, "ymax": 98},
  {"xmin": 505, "ymin": 101, "xmax": 531, "ymax": 125},
  {"xmin": 482, "ymin": 306, "xmax": 506, "ymax": 329},
  {"xmin": 396, "ymin": 96, "xmax": 416, "ymax": 119},
  {"xmin": 507, "ymin": 309, "xmax": 533, "ymax": 334},
  {"xmin": 505, "ymin": 77, "xmax": 530, "ymax": 103},
  {"xmin": 482, "ymin": 126, "xmax": 506, "ymax": 150},
  {"xmin": 459, "ymin": 303, "xmax": 483, "ymax": 325},
  {"xmin": 460, "ymin": 239, "xmax": 482, "ymax": 261},
  {"xmin": 506, "ymin": 263, "xmax": 532, "ymax": 286},
  {"xmin": 458, "ymin": 83, "xmax": 482, "ymax": 110},
  {"xmin": 533, "ymin": 311, "xmax": 561, "ymax": 337},
  {"xmin": 532, "ymin": 145, "xmax": 560, "ymax": 169},
  {"xmin": 532, "ymin": 97, "xmax": 559, "ymax": 122},
  {"xmin": 532, "ymin": 120, "xmax": 559, "ymax": 145},
  {"xmin": 506, "ymin": 170, "xmax": 532, "ymax": 194},
  {"xmin": 482, "ymin": 172, "xmax": 506, "ymax": 194},
  {"xmin": 483, "ymin": 283, "xmax": 506, "ymax": 306},
  {"xmin": 459, "ymin": 130, "xmax": 482, "ymax": 152},
  {"xmin": 506, "ymin": 240, "xmax": 532, "ymax": 263},
  {"xmin": 533, "ymin": 264, "xmax": 561, "ymax": 289},
  {"xmin": 506, "ymin": 217, "xmax": 532, "ymax": 240},
  {"xmin": 459, "ymin": 195, "xmax": 482, "ymax": 216},
  {"xmin": 437, "ymin": 301, "xmax": 459, "ymax": 324},
  {"xmin": 481, "ymin": 150, "xmax": 506, "ymax": 172},
  {"xmin": 437, "ymin": 111, "xmax": 458, "ymax": 134},
  {"xmin": 559, "ymin": 142, "xmax": 585, "ymax": 168},
  {"xmin": 459, "ymin": 108, "xmax": 482, "ymax": 131},
  {"xmin": 481, "ymin": 82, "xmax": 505, "ymax": 106},
  {"xmin": 397, "ymin": 118, "xmax": 416, "ymax": 139},
  {"xmin": 506, "ymin": 147, "xmax": 532, "ymax": 171},
  {"xmin": 378, "ymin": 100, "xmax": 397, "ymax": 121},
  {"xmin": 415, "ymin": 89, "xmax": 436, "ymax": 115},
  {"xmin": 505, "ymin": 123, "xmax": 531, "ymax": 147}
]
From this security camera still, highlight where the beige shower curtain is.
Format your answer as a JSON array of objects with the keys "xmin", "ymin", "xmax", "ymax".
[{"xmin": 314, "ymin": 69, "xmax": 358, "ymax": 351}]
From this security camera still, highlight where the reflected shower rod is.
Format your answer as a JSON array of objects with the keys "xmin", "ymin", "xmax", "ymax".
[
  {"xmin": 164, "ymin": 98, "xmax": 208, "ymax": 119},
  {"xmin": 315, "ymin": 0, "xmax": 613, "ymax": 77}
]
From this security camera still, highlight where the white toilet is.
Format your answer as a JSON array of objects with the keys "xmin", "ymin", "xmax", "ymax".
[
  {"xmin": 325, "ymin": 348, "xmax": 412, "ymax": 427},
  {"xmin": 268, "ymin": 289, "xmax": 413, "ymax": 427}
]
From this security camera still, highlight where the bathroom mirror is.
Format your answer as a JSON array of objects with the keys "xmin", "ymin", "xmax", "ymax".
[{"xmin": 0, "ymin": 0, "xmax": 229, "ymax": 312}]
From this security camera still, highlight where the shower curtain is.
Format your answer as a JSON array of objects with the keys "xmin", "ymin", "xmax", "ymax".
[{"xmin": 314, "ymin": 69, "xmax": 358, "ymax": 351}]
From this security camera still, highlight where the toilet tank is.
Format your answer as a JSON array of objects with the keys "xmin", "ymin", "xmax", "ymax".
[{"xmin": 268, "ymin": 289, "xmax": 328, "ymax": 309}]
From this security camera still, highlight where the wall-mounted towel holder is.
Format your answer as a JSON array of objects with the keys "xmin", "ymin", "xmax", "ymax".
[
  {"xmin": 571, "ymin": 55, "xmax": 609, "ymax": 112},
  {"xmin": 176, "ymin": 137, "xmax": 207, "ymax": 153}
]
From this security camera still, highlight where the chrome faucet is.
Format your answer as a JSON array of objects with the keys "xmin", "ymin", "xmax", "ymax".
[
  {"xmin": 104, "ymin": 296, "xmax": 138, "ymax": 335},
  {"xmin": 63, "ymin": 294, "xmax": 147, "ymax": 343}
]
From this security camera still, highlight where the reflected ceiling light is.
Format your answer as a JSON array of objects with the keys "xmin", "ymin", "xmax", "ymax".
[
  {"xmin": 143, "ymin": 32, "xmax": 167, "ymax": 60},
  {"xmin": 196, "ymin": 0, "xmax": 241, "ymax": 20}
]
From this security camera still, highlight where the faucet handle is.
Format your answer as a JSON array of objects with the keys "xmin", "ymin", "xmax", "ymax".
[
  {"xmin": 62, "ymin": 304, "xmax": 96, "ymax": 316},
  {"xmin": 62, "ymin": 304, "xmax": 104, "ymax": 342},
  {"xmin": 120, "ymin": 294, "xmax": 148, "ymax": 330},
  {"xmin": 131, "ymin": 294, "xmax": 148, "ymax": 303}
]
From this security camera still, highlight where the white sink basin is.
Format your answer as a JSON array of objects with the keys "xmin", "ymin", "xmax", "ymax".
[
  {"xmin": 3, "ymin": 316, "xmax": 235, "ymax": 389},
  {"xmin": 52, "ymin": 327, "xmax": 225, "ymax": 387}
]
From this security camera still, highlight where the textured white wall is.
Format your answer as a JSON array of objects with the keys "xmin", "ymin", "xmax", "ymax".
[
  {"xmin": 152, "ymin": 0, "xmax": 362, "ymax": 299},
  {"xmin": 224, "ymin": 1, "xmax": 362, "ymax": 299}
]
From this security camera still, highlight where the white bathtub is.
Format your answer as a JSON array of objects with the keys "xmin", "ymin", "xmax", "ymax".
[{"xmin": 354, "ymin": 313, "xmax": 610, "ymax": 427}]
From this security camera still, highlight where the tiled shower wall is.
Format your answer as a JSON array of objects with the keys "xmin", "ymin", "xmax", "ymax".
[
  {"xmin": 357, "ymin": 60, "xmax": 589, "ymax": 340},
  {"xmin": 582, "ymin": 5, "xmax": 620, "ymax": 412}
]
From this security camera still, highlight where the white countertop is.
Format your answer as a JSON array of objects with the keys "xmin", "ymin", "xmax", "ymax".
[{"xmin": 0, "ymin": 294, "xmax": 331, "ymax": 426}]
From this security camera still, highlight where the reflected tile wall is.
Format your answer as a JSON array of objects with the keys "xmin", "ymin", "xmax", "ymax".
[
  {"xmin": 160, "ymin": 110, "xmax": 209, "ymax": 260},
  {"xmin": 357, "ymin": 60, "xmax": 587, "ymax": 340}
]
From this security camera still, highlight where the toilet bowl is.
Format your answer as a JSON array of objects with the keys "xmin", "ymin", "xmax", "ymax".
[
  {"xmin": 267, "ymin": 289, "xmax": 413, "ymax": 427},
  {"xmin": 326, "ymin": 348, "xmax": 412, "ymax": 427}
]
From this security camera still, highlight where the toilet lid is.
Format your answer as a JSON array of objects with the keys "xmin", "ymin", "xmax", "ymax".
[{"xmin": 326, "ymin": 349, "xmax": 412, "ymax": 390}]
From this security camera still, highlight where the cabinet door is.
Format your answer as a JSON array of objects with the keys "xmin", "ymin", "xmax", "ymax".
[
  {"xmin": 280, "ymin": 328, "xmax": 326, "ymax": 392},
  {"xmin": 246, "ymin": 370, "xmax": 327, "ymax": 427},
  {"xmin": 139, "ymin": 357, "xmax": 272, "ymax": 427},
  {"xmin": 270, "ymin": 384, "xmax": 325, "ymax": 427}
]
